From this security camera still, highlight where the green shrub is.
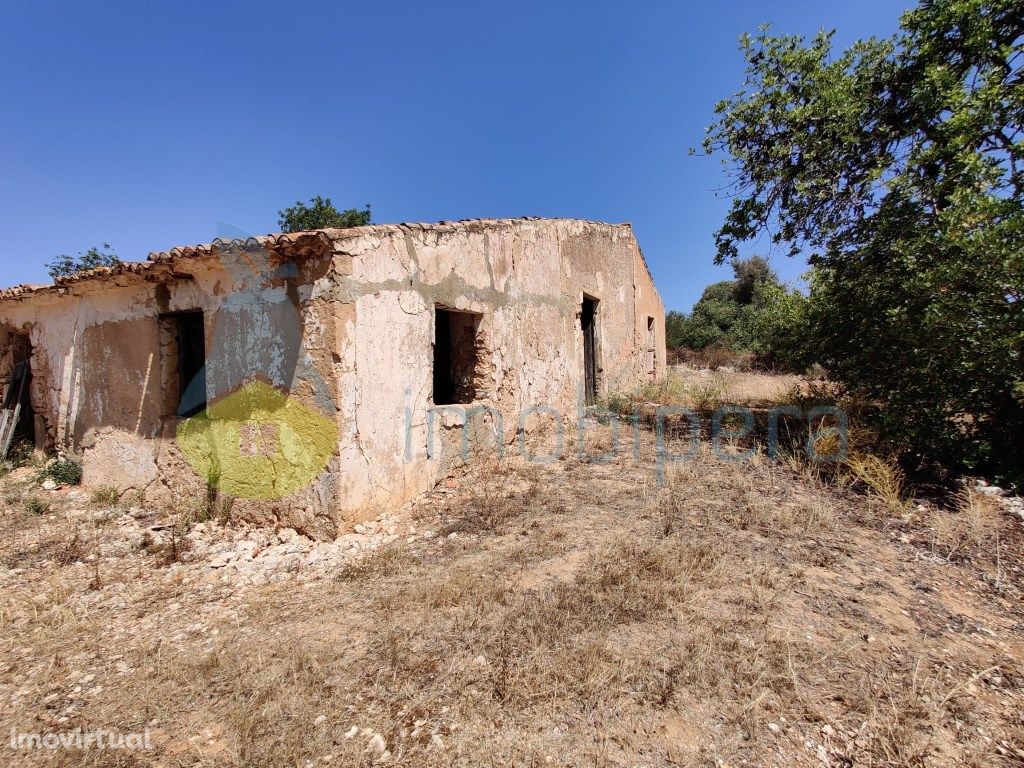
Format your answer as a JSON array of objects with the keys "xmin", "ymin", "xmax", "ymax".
[
  {"xmin": 39, "ymin": 458, "xmax": 83, "ymax": 486},
  {"xmin": 701, "ymin": 2, "xmax": 1024, "ymax": 486},
  {"xmin": 46, "ymin": 243, "xmax": 119, "ymax": 280},
  {"xmin": 278, "ymin": 197, "xmax": 371, "ymax": 232},
  {"xmin": 601, "ymin": 392, "xmax": 635, "ymax": 417},
  {"xmin": 666, "ymin": 257, "xmax": 790, "ymax": 356}
]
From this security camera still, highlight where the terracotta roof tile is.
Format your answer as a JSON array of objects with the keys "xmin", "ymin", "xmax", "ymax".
[{"xmin": 0, "ymin": 218, "xmax": 635, "ymax": 303}]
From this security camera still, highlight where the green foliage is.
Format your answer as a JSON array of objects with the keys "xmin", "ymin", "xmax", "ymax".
[
  {"xmin": 702, "ymin": 0, "xmax": 1024, "ymax": 484},
  {"xmin": 600, "ymin": 391, "xmax": 634, "ymax": 417},
  {"xmin": 278, "ymin": 196, "xmax": 371, "ymax": 232},
  {"xmin": 665, "ymin": 311, "xmax": 688, "ymax": 350},
  {"xmin": 46, "ymin": 243, "xmax": 119, "ymax": 280},
  {"xmin": 746, "ymin": 280, "xmax": 813, "ymax": 371},
  {"xmin": 39, "ymin": 458, "xmax": 83, "ymax": 486},
  {"xmin": 666, "ymin": 256, "xmax": 808, "ymax": 367},
  {"xmin": 732, "ymin": 255, "xmax": 777, "ymax": 304},
  {"xmin": 672, "ymin": 279, "xmax": 744, "ymax": 350}
]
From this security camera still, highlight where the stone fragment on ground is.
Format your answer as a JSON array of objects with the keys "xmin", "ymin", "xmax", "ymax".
[{"xmin": 974, "ymin": 479, "xmax": 1024, "ymax": 523}]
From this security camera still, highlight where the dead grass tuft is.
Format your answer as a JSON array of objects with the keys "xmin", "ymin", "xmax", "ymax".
[
  {"xmin": 89, "ymin": 484, "xmax": 121, "ymax": 507},
  {"xmin": 22, "ymin": 495, "xmax": 50, "ymax": 515},
  {"xmin": 440, "ymin": 461, "xmax": 562, "ymax": 535},
  {"xmin": 928, "ymin": 487, "xmax": 1005, "ymax": 567},
  {"xmin": 844, "ymin": 452, "xmax": 908, "ymax": 516},
  {"xmin": 54, "ymin": 523, "xmax": 88, "ymax": 566},
  {"xmin": 336, "ymin": 545, "xmax": 418, "ymax": 581},
  {"xmin": 140, "ymin": 526, "xmax": 193, "ymax": 566}
]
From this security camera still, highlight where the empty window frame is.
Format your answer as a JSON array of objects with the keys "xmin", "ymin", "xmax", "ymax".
[
  {"xmin": 160, "ymin": 311, "xmax": 207, "ymax": 418},
  {"xmin": 432, "ymin": 307, "xmax": 481, "ymax": 405}
]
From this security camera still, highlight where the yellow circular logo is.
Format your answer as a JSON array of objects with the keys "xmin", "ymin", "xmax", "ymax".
[{"xmin": 176, "ymin": 380, "xmax": 338, "ymax": 500}]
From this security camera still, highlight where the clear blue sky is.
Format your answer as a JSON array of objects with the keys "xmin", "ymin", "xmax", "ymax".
[{"xmin": 0, "ymin": 0, "xmax": 910, "ymax": 311}]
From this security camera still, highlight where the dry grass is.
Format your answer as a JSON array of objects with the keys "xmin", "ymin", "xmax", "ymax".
[
  {"xmin": 630, "ymin": 369, "xmax": 806, "ymax": 411},
  {"xmin": 843, "ymin": 451, "xmax": 909, "ymax": 516},
  {"xmin": 1, "ymin": 418, "xmax": 1022, "ymax": 767},
  {"xmin": 22, "ymin": 495, "xmax": 51, "ymax": 515},
  {"xmin": 6, "ymin": 441, "xmax": 49, "ymax": 469},
  {"xmin": 928, "ymin": 487, "xmax": 1006, "ymax": 567},
  {"xmin": 634, "ymin": 373, "xmax": 918, "ymax": 526},
  {"xmin": 88, "ymin": 485, "xmax": 120, "ymax": 507},
  {"xmin": 139, "ymin": 525, "xmax": 192, "ymax": 566}
]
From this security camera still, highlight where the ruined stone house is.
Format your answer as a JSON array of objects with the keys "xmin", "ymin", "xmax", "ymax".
[{"xmin": 0, "ymin": 218, "xmax": 666, "ymax": 537}]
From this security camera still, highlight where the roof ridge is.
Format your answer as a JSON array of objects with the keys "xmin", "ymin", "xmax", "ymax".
[
  {"xmin": 0, "ymin": 217, "xmax": 637, "ymax": 302},
  {"xmin": 147, "ymin": 216, "xmax": 631, "ymax": 260}
]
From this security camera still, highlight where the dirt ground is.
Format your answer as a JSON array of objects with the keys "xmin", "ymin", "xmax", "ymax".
[
  {"xmin": 1, "ymin": 418, "xmax": 1023, "ymax": 767},
  {"xmin": 644, "ymin": 367, "xmax": 810, "ymax": 410}
]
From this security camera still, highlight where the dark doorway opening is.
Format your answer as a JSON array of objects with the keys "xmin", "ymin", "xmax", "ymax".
[
  {"xmin": 581, "ymin": 296, "xmax": 598, "ymax": 405},
  {"xmin": 1, "ymin": 333, "xmax": 35, "ymax": 457},
  {"xmin": 433, "ymin": 307, "xmax": 480, "ymax": 405},
  {"xmin": 647, "ymin": 315, "xmax": 656, "ymax": 375},
  {"xmin": 171, "ymin": 311, "xmax": 207, "ymax": 417}
]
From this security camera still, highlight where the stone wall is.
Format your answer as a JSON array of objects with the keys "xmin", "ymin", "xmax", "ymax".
[
  {"xmin": 0, "ymin": 219, "xmax": 665, "ymax": 537},
  {"xmin": 323, "ymin": 219, "xmax": 666, "ymax": 526}
]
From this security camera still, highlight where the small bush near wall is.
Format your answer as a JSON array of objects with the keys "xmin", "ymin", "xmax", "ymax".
[{"xmin": 38, "ymin": 458, "xmax": 83, "ymax": 486}]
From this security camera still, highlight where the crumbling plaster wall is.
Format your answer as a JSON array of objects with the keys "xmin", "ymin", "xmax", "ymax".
[
  {"xmin": 144, "ymin": 249, "xmax": 342, "ymax": 537},
  {"xmin": 0, "ymin": 219, "xmax": 665, "ymax": 538},
  {"xmin": 0, "ymin": 283, "xmax": 159, "ymax": 464},
  {"xmin": 321, "ymin": 219, "xmax": 666, "ymax": 523},
  {"xmin": 633, "ymin": 247, "xmax": 667, "ymax": 380},
  {"xmin": 0, "ymin": 249, "xmax": 343, "ymax": 536}
]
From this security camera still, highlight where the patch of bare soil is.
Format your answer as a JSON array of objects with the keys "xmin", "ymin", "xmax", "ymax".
[{"xmin": 1, "ymin": 427, "xmax": 1022, "ymax": 767}]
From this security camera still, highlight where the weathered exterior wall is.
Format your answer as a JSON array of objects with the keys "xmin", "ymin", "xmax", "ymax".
[
  {"xmin": 0, "ymin": 283, "xmax": 161, "ymax": 464},
  {"xmin": 0, "ymin": 246, "xmax": 343, "ymax": 535},
  {"xmin": 0, "ymin": 219, "xmax": 665, "ymax": 537},
  {"xmin": 633, "ymin": 246, "xmax": 667, "ymax": 382},
  {"xmin": 322, "ymin": 219, "xmax": 666, "ymax": 523}
]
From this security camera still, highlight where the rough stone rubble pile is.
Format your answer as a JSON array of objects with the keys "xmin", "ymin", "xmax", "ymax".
[
  {"xmin": 2, "ymin": 482, "xmax": 439, "ymax": 588},
  {"xmin": 186, "ymin": 513, "xmax": 436, "ymax": 586},
  {"xmin": 973, "ymin": 479, "xmax": 1024, "ymax": 523}
]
